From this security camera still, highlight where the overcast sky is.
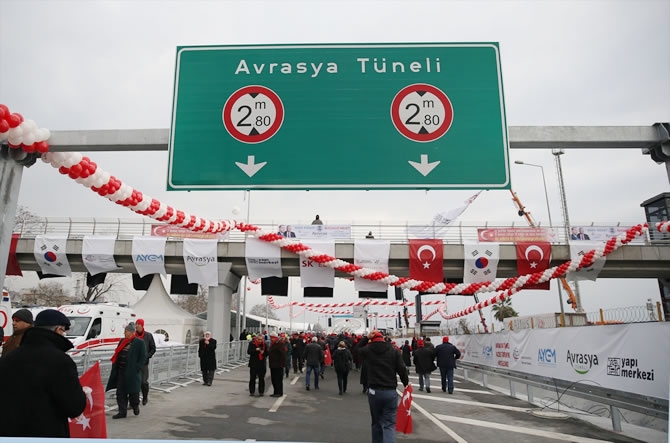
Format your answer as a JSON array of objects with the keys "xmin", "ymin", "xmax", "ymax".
[{"xmin": 1, "ymin": 0, "xmax": 669, "ymax": 328}]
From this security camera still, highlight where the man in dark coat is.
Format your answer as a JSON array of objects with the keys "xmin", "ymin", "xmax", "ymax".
[
  {"xmin": 333, "ymin": 340, "xmax": 353, "ymax": 395},
  {"xmin": 303, "ymin": 336, "xmax": 323, "ymax": 390},
  {"xmin": 0, "ymin": 309, "xmax": 86, "ymax": 437},
  {"xmin": 247, "ymin": 334, "xmax": 267, "ymax": 396},
  {"xmin": 290, "ymin": 332, "xmax": 305, "ymax": 373},
  {"xmin": 1, "ymin": 308, "xmax": 33, "ymax": 357},
  {"xmin": 358, "ymin": 330, "xmax": 409, "ymax": 443},
  {"xmin": 135, "ymin": 318, "xmax": 156, "ymax": 404},
  {"xmin": 268, "ymin": 331, "xmax": 287, "ymax": 397},
  {"xmin": 106, "ymin": 322, "xmax": 147, "ymax": 418},
  {"xmin": 198, "ymin": 331, "xmax": 217, "ymax": 386},
  {"xmin": 413, "ymin": 339, "xmax": 436, "ymax": 393},
  {"xmin": 434, "ymin": 336, "xmax": 461, "ymax": 394}
]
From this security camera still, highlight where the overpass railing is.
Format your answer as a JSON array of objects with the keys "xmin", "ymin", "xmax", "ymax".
[{"xmin": 13, "ymin": 217, "xmax": 653, "ymax": 245}]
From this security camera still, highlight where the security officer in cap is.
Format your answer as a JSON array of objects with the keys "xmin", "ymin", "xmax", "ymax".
[{"xmin": 0, "ymin": 309, "xmax": 86, "ymax": 437}]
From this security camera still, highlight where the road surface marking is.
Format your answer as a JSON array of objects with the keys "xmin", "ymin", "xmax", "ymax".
[
  {"xmin": 402, "ymin": 390, "xmax": 468, "ymax": 443},
  {"xmin": 269, "ymin": 394, "xmax": 287, "ymax": 413}
]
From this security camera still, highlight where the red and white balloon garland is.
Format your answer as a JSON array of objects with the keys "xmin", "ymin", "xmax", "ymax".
[
  {"xmin": 3, "ymin": 104, "xmax": 670, "ymax": 322},
  {"xmin": 0, "ymin": 104, "xmax": 51, "ymax": 153}
]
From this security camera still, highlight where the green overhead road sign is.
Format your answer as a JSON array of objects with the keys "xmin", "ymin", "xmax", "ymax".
[{"xmin": 168, "ymin": 43, "xmax": 510, "ymax": 190}]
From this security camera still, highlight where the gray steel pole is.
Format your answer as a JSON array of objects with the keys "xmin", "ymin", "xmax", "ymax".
[{"xmin": 0, "ymin": 149, "xmax": 25, "ymax": 294}]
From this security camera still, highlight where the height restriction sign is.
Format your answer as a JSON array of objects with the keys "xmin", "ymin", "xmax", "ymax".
[{"xmin": 168, "ymin": 43, "xmax": 510, "ymax": 190}]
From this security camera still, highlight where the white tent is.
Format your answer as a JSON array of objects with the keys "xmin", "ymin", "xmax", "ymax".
[{"xmin": 132, "ymin": 275, "xmax": 205, "ymax": 344}]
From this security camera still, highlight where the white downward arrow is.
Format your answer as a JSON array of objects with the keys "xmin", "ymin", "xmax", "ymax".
[
  {"xmin": 235, "ymin": 155, "xmax": 267, "ymax": 177},
  {"xmin": 408, "ymin": 154, "xmax": 440, "ymax": 177}
]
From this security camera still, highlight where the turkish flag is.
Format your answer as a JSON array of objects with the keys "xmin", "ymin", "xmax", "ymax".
[
  {"xmin": 409, "ymin": 239, "xmax": 443, "ymax": 283},
  {"xmin": 69, "ymin": 362, "xmax": 107, "ymax": 438},
  {"xmin": 5, "ymin": 233, "xmax": 22, "ymax": 276},
  {"xmin": 516, "ymin": 242, "xmax": 552, "ymax": 290},
  {"xmin": 396, "ymin": 383, "xmax": 413, "ymax": 434},
  {"xmin": 323, "ymin": 346, "xmax": 332, "ymax": 366}
]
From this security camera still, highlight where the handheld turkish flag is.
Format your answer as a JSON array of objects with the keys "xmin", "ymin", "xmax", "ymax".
[
  {"xmin": 409, "ymin": 239, "xmax": 443, "ymax": 283},
  {"xmin": 323, "ymin": 346, "xmax": 332, "ymax": 366},
  {"xmin": 515, "ymin": 242, "xmax": 552, "ymax": 290},
  {"xmin": 396, "ymin": 383, "xmax": 413, "ymax": 434},
  {"xmin": 69, "ymin": 361, "xmax": 107, "ymax": 438}
]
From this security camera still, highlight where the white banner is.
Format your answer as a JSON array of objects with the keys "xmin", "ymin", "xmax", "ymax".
[
  {"xmin": 183, "ymin": 239, "xmax": 218, "ymax": 287},
  {"xmin": 34, "ymin": 235, "xmax": 71, "ymax": 277},
  {"xmin": 566, "ymin": 242, "xmax": 606, "ymax": 281},
  {"xmin": 463, "ymin": 243, "xmax": 500, "ymax": 284},
  {"xmin": 132, "ymin": 236, "xmax": 166, "ymax": 277},
  {"xmin": 451, "ymin": 322, "xmax": 669, "ymax": 400},
  {"xmin": 300, "ymin": 239, "xmax": 335, "ymax": 288},
  {"xmin": 245, "ymin": 236, "xmax": 282, "ymax": 280},
  {"xmin": 82, "ymin": 235, "xmax": 120, "ymax": 276},
  {"xmin": 287, "ymin": 224, "xmax": 351, "ymax": 239},
  {"xmin": 569, "ymin": 226, "xmax": 644, "ymax": 244},
  {"xmin": 354, "ymin": 240, "xmax": 390, "ymax": 292}
]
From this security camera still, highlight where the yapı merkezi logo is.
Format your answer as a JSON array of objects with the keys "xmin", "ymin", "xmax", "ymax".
[
  {"xmin": 566, "ymin": 350, "xmax": 599, "ymax": 374},
  {"xmin": 482, "ymin": 345, "xmax": 493, "ymax": 360},
  {"xmin": 537, "ymin": 348, "xmax": 557, "ymax": 367}
]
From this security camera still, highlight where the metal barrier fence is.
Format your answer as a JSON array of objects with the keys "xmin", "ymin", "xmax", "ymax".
[
  {"xmin": 71, "ymin": 340, "xmax": 248, "ymax": 390},
  {"xmin": 12, "ymin": 217, "xmax": 653, "ymax": 245}
]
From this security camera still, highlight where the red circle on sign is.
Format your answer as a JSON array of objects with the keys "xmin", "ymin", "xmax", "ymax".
[
  {"xmin": 390, "ymin": 83, "xmax": 453, "ymax": 143},
  {"xmin": 0, "ymin": 310, "xmax": 7, "ymax": 329},
  {"xmin": 222, "ymin": 85, "xmax": 284, "ymax": 144}
]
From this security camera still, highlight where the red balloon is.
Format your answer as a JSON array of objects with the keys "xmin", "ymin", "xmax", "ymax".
[
  {"xmin": 35, "ymin": 141, "xmax": 49, "ymax": 153},
  {"xmin": 59, "ymin": 166, "xmax": 69, "ymax": 174},
  {"xmin": 0, "ymin": 120, "xmax": 9, "ymax": 133},
  {"xmin": 22, "ymin": 144, "xmax": 35, "ymax": 153},
  {"xmin": 8, "ymin": 142, "xmax": 20, "ymax": 149},
  {"xmin": 0, "ymin": 104, "xmax": 8, "ymax": 119},
  {"xmin": 69, "ymin": 163, "xmax": 83, "ymax": 176},
  {"xmin": 6, "ymin": 113, "xmax": 22, "ymax": 128}
]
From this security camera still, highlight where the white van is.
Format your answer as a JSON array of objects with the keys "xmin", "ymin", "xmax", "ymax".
[{"xmin": 57, "ymin": 303, "xmax": 136, "ymax": 351}]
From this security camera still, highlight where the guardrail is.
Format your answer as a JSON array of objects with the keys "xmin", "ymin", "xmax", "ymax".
[
  {"xmin": 457, "ymin": 361, "xmax": 668, "ymax": 432},
  {"xmin": 71, "ymin": 340, "xmax": 249, "ymax": 392},
  {"xmin": 13, "ymin": 217, "xmax": 653, "ymax": 244}
]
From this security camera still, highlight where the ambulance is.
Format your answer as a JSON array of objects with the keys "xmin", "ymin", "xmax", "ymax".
[{"xmin": 57, "ymin": 303, "xmax": 136, "ymax": 351}]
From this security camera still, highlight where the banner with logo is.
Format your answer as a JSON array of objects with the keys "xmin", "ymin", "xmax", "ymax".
[
  {"xmin": 245, "ymin": 236, "xmax": 282, "ymax": 280},
  {"xmin": 183, "ymin": 238, "xmax": 218, "ymax": 286},
  {"xmin": 33, "ymin": 235, "xmax": 72, "ymax": 277},
  {"xmin": 131, "ymin": 236, "xmax": 166, "ymax": 277},
  {"xmin": 409, "ymin": 239, "xmax": 443, "ymax": 283},
  {"xmin": 354, "ymin": 240, "xmax": 390, "ymax": 292},
  {"xmin": 283, "ymin": 224, "xmax": 351, "ymax": 239},
  {"xmin": 452, "ymin": 322, "xmax": 669, "ymax": 400},
  {"xmin": 566, "ymin": 242, "xmax": 606, "ymax": 282},
  {"xmin": 151, "ymin": 224, "xmax": 228, "ymax": 240},
  {"xmin": 570, "ymin": 226, "xmax": 644, "ymax": 244},
  {"xmin": 6, "ymin": 233, "xmax": 22, "ymax": 276},
  {"xmin": 515, "ymin": 242, "xmax": 551, "ymax": 290},
  {"xmin": 82, "ymin": 235, "xmax": 119, "ymax": 276},
  {"xmin": 463, "ymin": 243, "xmax": 499, "ymax": 284},
  {"xmin": 300, "ymin": 239, "xmax": 335, "ymax": 288},
  {"xmin": 478, "ymin": 227, "xmax": 559, "ymax": 243},
  {"xmin": 69, "ymin": 361, "xmax": 107, "ymax": 438}
]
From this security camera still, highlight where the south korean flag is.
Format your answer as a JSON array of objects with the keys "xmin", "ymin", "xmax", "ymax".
[
  {"xmin": 463, "ymin": 243, "xmax": 500, "ymax": 284},
  {"xmin": 34, "ymin": 235, "xmax": 72, "ymax": 277}
]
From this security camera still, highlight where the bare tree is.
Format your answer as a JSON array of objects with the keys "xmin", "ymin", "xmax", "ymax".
[
  {"xmin": 176, "ymin": 286, "xmax": 209, "ymax": 314},
  {"xmin": 13, "ymin": 205, "xmax": 44, "ymax": 235},
  {"xmin": 458, "ymin": 318, "xmax": 472, "ymax": 335},
  {"xmin": 249, "ymin": 302, "xmax": 279, "ymax": 320},
  {"xmin": 17, "ymin": 281, "xmax": 72, "ymax": 307},
  {"xmin": 70, "ymin": 272, "xmax": 131, "ymax": 303}
]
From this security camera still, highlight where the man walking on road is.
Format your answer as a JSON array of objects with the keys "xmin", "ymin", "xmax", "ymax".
[
  {"xmin": 303, "ymin": 336, "xmax": 323, "ymax": 390},
  {"xmin": 434, "ymin": 336, "xmax": 461, "ymax": 394},
  {"xmin": 359, "ymin": 330, "xmax": 409, "ymax": 443}
]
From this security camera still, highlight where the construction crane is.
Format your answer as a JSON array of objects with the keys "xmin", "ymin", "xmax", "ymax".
[{"xmin": 510, "ymin": 189, "xmax": 579, "ymax": 314}]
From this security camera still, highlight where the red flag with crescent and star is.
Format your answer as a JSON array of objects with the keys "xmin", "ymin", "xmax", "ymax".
[
  {"xmin": 409, "ymin": 239, "xmax": 443, "ymax": 283},
  {"xmin": 515, "ymin": 242, "xmax": 552, "ymax": 290},
  {"xmin": 396, "ymin": 383, "xmax": 413, "ymax": 434},
  {"xmin": 69, "ymin": 361, "xmax": 107, "ymax": 438}
]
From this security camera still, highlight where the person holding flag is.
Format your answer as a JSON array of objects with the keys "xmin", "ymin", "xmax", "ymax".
[{"xmin": 358, "ymin": 329, "xmax": 409, "ymax": 443}]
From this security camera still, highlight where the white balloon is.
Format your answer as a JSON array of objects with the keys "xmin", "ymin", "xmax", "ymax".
[
  {"xmin": 41, "ymin": 152, "xmax": 53, "ymax": 163},
  {"xmin": 8, "ymin": 126, "xmax": 23, "ymax": 138},
  {"xmin": 51, "ymin": 152, "xmax": 66, "ymax": 166},
  {"xmin": 22, "ymin": 119, "xmax": 37, "ymax": 132},
  {"xmin": 39, "ymin": 128, "xmax": 51, "ymax": 141},
  {"xmin": 22, "ymin": 132, "xmax": 35, "ymax": 146},
  {"xmin": 0, "ymin": 131, "xmax": 9, "ymax": 141},
  {"xmin": 62, "ymin": 152, "xmax": 82, "ymax": 167},
  {"xmin": 7, "ymin": 133, "xmax": 23, "ymax": 145}
]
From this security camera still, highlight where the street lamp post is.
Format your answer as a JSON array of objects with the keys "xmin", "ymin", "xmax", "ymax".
[{"xmin": 514, "ymin": 160, "xmax": 553, "ymax": 227}]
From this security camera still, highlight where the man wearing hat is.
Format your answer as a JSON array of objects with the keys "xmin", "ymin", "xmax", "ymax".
[
  {"xmin": 1, "ymin": 308, "xmax": 33, "ymax": 357},
  {"xmin": 0, "ymin": 309, "xmax": 86, "ymax": 437},
  {"xmin": 434, "ymin": 336, "xmax": 461, "ymax": 394},
  {"xmin": 106, "ymin": 322, "xmax": 147, "ymax": 419}
]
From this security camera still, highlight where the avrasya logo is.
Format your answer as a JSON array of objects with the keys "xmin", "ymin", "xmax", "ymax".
[{"xmin": 566, "ymin": 350, "xmax": 599, "ymax": 374}]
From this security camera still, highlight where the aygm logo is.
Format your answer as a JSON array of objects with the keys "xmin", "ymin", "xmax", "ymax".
[
  {"xmin": 135, "ymin": 254, "xmax": 164, "ymax": 262},
  {"xmin": 566, "ymin": 350, "xmax": 599, "ymax": 374},
  {"xmin": 537, "ymin": 348, "xmax": 556, "ymax": 367},
  {"xmin": 482, "ymin": 345, "xmax": 493, "ymax": 359}
]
